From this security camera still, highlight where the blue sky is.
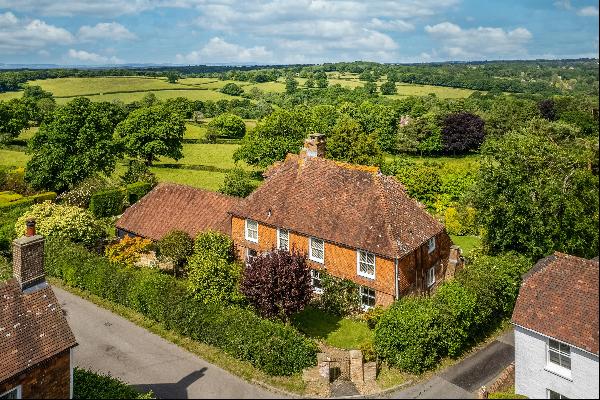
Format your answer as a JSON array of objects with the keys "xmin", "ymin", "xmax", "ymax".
[{"xmin": 0, "ymin": 0, "xmax": 598, "ymax": 65}]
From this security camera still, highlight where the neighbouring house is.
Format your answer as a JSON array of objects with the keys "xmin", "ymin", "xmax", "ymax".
[
  {"xmin": 1, "ymin": 220, "xmax": 78, "ymax": 399},
  {"xmin": 229, "ymin": 133, "xmax": 454, "ymax": 308},
  {"xmin": 116, "ymin": 182, "xmax": 241, "ymax": 240},
  {"xmin": 512, "ymin": 252, "xmax": 599, "ymax": 399}
]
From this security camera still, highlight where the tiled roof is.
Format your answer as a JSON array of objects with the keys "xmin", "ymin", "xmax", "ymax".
[
  {"xmin": 116, "ymin": 183, "xmax": 241, "ymax": 241},
  {"xmin": 512, "ymin": 252, "xmax": 599, "ymax": 355},
  {"xmin": 229, "ymin": 154, "xmax": 445, "ymax": 259},
  {"xmin": 0, "ymin": 279, "xmax": 77, "ymax": 381}
]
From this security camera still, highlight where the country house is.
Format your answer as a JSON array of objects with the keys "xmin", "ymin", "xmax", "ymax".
[
  {"xmin": 116, "ymin": 134, "xmax": 458, "ymax": 307},
  {"xmin": 512, "ymin": 252, "xmax": 599, "ymax": 399},
  {"xmin": 0, "ymin": 221, "xmax": 78, "ymax": 399}
]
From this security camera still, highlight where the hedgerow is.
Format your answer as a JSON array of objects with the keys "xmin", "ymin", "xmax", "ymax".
[
  {"xmin": 73, "ymin": 368, "xmax": 154, "ymax": 399},
  {"xmin": 374, "ymin": 253, "xmax": 530, "ymax": 374},
  {"xmin": 45, "ymin": 238, "xmax": 317, "ymax": 376}
]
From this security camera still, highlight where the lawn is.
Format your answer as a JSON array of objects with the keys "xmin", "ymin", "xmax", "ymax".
[
  {"xmin": 0, "ymin": 149, "xmax": 29, "ymax": 167},
  {"xmin": 149, "ymin": 167, "xmax": 228, "ymax": 191},
  {"xmin": 60, "ymin": 89, "xmax": 237, "ymax": 104},
  {"xmin": 0, "ymin": 91, "xmax": 23, "ymax": 101},
  {"xmin": 388, "ymin": 83, "xmax": 474, "ymax": 99},
  {"xmin": 184, "ymin": 123, "xmax": 207, "ymax": 140},
  {"xmin": 28, "ymin": 76, "xmax": 176, "ymax": 97},
  {"xmin": 155, "ymin": 143, "xmax": 245, "ymax": 170},
  {"xmin": 449, "ymin": 235, "xmax": 482, "ymax": 257},
  {"xmin": 292, "ymin": 306, "xmax": 373, "ymax": 350}
]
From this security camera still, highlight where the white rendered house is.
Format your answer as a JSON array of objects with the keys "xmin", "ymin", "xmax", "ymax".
[{"xmin": 512, "ymin": 252, "xmax": 599, "ymax": 399}]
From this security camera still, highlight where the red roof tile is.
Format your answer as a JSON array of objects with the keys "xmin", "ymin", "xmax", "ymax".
[
  {"xmin": 0, "ymin": 279, "xmax": 77, "ymax": 381},
  {"xmin": 229, "ymin": 155, "xmax": 445, "ymax": 259},
  {"xmin": 116, "ymin": 183, "xmax": 241, "ymax": 240},
  {"xmin": 512, "ymin": 252, "xmax": 599, "ymax": 355}
]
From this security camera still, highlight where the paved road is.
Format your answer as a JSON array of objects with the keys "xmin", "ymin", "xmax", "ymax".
[
  {"xmin": 54, "ymin": 287, "xmax": 281, "ymax": 399},
  {"xmin": 386, "ymin": 330, "xmax": 515, "ymax": 399}
]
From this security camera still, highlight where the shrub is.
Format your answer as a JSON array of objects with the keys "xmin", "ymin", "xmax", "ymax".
[
  {"xmin": 317, "ymin": 272, "xmax": 360, "ymax": 316},
  {"xmin": 15, "ymin": 202, "xmax": 105, "ymax": 246},
  {"xmin": 0, "ymin": 191, "xmax": 56, "ymax": 212},
  {"xmin": 187, "ymin": 252, "xmax": 244, "ymax": 305},
  {"xmin": 89, "ymin": 188, "xmax": 126, "ymax": 218},
  {"xmin": 105, "ymin": 236, "xmax": 153, "ymax": 267},
  {"xmin": 193, "ymin": 230, "xmax": 235, "ymax": 262},
  {"xmin": 58, "ymin": 175, "xmax": 118, "ymax": 208},
  {"xmin": 157, "ymin": 230, "xmax": 194, "ymax": 277},
  {"xmin": 218, "ymin": 167, "xmax": 257, "ymax": 198},
  {"xmin": 441, "ymin": 112, "xmax": 486, "ymax": 154},
  {"xmin": 45, "ymin": 239, "xmax": 317, "ymax": 376},
  {"xmin": 0, "ymin": 167, "xmax": 33, "ymax": 194},
  {"xmin": 207, "ymin": 113, "xmax": 246, "ymax": 139},
  {"xmin": 221, "ymin": 83, "xmax": 244, "ymax": 96},
  {"xmin": 374, "ymin": 253, "xmax": 531, "ymax": 374},
  {"xmin": 444, "ymin": 206, "xmax": 478, "ymax": 236},
  {"xmin": 73, "ymin": 368, "xmax": 154, "ymax": 399},
  {"xmin": 121, "ymin": 159, "xmax": 158, "ymax": 187},
  {"xmin": 241, "ymin": 249, "xmax": 312, "ymax": 320},
  {"xmin": 126, "ymin": 182, "xmax": 153, "ymax": 204},
  {"xmin": 363, "ymin": 305, "xmax": 386, "ymax": 330}
]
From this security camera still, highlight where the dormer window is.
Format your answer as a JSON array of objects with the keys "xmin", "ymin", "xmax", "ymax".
[
  {"xmin": 245, "ymin": 219, "xmax": 258, "ymax": 243},
  {"xmin": 428, "ymin": 237, "xmax": 436, "ymax": 253},
  {"xmin": 309, "ymin": 237, "xmax": 324, "ymax": 263},
  {"xmin": 357, "ymin": 250, "xmax": 376, "ymax": 279},
  {"xmin": 277, "ymin": 228, "xmax": 289, "ymax": 251}
]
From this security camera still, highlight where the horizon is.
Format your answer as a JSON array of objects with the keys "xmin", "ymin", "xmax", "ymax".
[{"xmin": 1, "ymin": 0, "xmax": 598, "ymax": 66}]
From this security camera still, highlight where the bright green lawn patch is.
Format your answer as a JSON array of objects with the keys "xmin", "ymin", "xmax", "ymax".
[
  {"xmin": 57, "ymin": 89, "xmax": 238, "ymax": 104},
  {"xmin": 0, "ymin": 91, "xmax": 23, "ymax": 101},
  {"xmin": 385, "ymin": 154, "xmax": 480, "ymax": 173},
  {"xmin": 156, "ymin": 143, "xmax": 242, "ymax": 170},
  {"xmin": 292, "ymin": 306, "xmax": 373, "ymax": 350},
  {"xmin": 0, "ymin": 150, "xmax": 29, "ymax": 167},
  {"xmin": 184, "ymin": 123, "xmax": 207, "ymax": 140},
  {"xmin": 388, "ymin": 83, "xmax": 474, "ymax": 99},
  {"xmin": 449, "ymin": 235, "xmax": 482, "ymax": 257},
  {"xmin": 28, "ymin": 76, "xmax": 176, "ymax": 97},
  {"xmin": 150, "ymin": 167, "xmax": 228, "ymax": 191},
  {"xmin": 177, "ymin": 78, "xmax": 221, "ymax": 86}
]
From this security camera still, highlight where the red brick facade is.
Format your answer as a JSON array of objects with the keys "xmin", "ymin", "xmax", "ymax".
[
  {"xmin": 232, "ymin": 216, "xmax": 451, "ymax": 306},
  {"xmin": 0, "ymin": 349, "xmax": 72, "ymax": 399}
]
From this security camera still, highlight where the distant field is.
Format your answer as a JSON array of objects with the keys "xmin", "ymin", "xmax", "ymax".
[
  {"xmin": 390, "ymin": 83, "xmax": 474, "ymax": 99},
  {"xmin": 150, "ymin": 167, "xmax": 228, "ymax": 191},
  {"xmin": 77, "ymin": 89, "xmax": 236, "ymax": 104}
]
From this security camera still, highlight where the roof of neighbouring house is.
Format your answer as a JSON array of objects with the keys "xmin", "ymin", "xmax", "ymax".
[
  {"xmin": 0, "ymin": 279, "xmax": 77, "ymax": 382},
  {"xmin": 512, "ymin": 252, "xmax": 599, "ymax": 355},
  {"xmin": 116, "ymin": 182, "xmax": 241, "ymax": 240},
  {"xmin": 229, "ymin": 154, "xmax": 445, "ymax": 259}
]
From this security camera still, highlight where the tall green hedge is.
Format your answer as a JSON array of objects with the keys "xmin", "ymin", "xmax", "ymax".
[
  {"xmin": 89, "ymin": 188, "xmax": 126, "ymax": 218},
  {"xmin": 45, "ymin": 239, "xmax": 317, "ymax": 376},
  {"xmin": 374, "ymin": 253, "xmax": 530, "ymax": 374},
  {"xmin": 0, "ymin": 191, "xmax": 56, "ymax": 211},
  {"xmin": 126, "ymin": 182, "xmax": 152, "ymax": 204}
]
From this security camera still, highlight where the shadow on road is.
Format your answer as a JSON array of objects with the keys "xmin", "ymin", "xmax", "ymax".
[{"xmin": 134, "ymin": 367, "xmax": 208, "ymax": 399}]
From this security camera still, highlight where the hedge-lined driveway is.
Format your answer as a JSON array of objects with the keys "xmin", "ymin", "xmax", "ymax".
[{"xmin": 54, "ymin": 287, "xmax": 282, "ymax": 399}]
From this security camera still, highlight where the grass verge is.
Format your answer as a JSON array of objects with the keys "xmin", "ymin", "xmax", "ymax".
[{"xmin": 48, "ymin": 277, "xmax": 306, "ymax": 396}]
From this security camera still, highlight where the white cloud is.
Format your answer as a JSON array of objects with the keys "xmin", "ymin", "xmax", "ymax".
[
  {"xmin": 176, "ymin": 37, "xmax": 273, "ymax": 63},
  {"xmin": 577, "ymin": 6, "xmax": 599, "ymax": 16},
  {"xmin": 78, "ymin": 22, "xmax": 136, "ymax": 41},
  {"xmin": 367, "ymin": 18, "xmax": 415, "ymax": 32},
  {"xmin": 0, "ymin": 0, "xmax": 162, "ymax": 17},
  {"xmin": 425, "ymin": 22, "xmax": 532, "ymax": 59},
  {"xmin": 67, "ymin": 48, "xmax": 122, "ymax": 64},
  {"xmin": 0, "ymin": 12, "xmax": 74, "ymax": 53}
]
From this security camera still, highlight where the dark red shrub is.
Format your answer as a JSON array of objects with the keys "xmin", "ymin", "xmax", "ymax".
[{"xmin": 442, "ymin": 112, "xmax": 486, "ymax": 154}]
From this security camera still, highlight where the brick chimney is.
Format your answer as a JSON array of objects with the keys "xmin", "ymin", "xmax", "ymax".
[
  {"xmin": 12, "ymin": 219, "xmax": 46, "ymax": 291},
  {"xmin": 301, "ymin": 132, "xmax": 326, "ymax": 158}
]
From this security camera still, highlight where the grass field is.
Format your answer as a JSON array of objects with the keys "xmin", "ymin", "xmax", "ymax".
[
  {"xmin": 449, "ymin": 235, "xmax": 482, "ymax": 257},
  {"xmin": 0, "ymin": 150, "xmax": 29, "ymax": 167}
]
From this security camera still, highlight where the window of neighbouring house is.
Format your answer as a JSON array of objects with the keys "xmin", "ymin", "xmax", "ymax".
[
  {"xmin": 245, "ymin": 219, "xmax": 258, "ymax": 243},
  {"xmin": 246, "ymin": 248, "xmax": 257, "ymax": 265},
  {"xmin": 0, "ymin": 386, "xmax": 21, "ymax": 400},
  {"xmin": 309, "ymin": 237, "xmax": 324, "ymax": 263},
  {"xmin": 547, "ymin": 389, "xmax": 569, "ymax": 399},
  {"xmin": 360, "ymin": 286, "xmax": 376, "ymax": 309},
  {"xmin": 428, "ymin": 236, "xmax": 436, "ymax": 253},
  {"xmin": 548, "ymin": 338, "xmax": 571, "ymax": 371},
  {"xmin": 426, "ymin": 265, "xmax": 436, "ymax": 287},
  {"xmin": 357, "ymin": 249, "xmax": 376, "ymax": 279},
  {"xmin": 311, "ymin": 269, "xmax": 323, "ymax": 293},
  {"xmin": 277, "ymin": 228, "xmax": 289, "ymax": 251}
]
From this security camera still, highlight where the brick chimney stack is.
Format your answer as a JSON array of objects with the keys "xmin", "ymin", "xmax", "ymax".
[
  {"xmin": 13, "ymin": 219, "xmax": 46, "ymax": 291},
  {"xmin": 301, "ymin": 133, "xmax": 326, "ymax": 158}
]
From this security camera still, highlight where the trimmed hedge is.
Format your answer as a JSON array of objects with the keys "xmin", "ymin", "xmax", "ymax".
[
  {"xmin": 89, "ymin": 182, "xmax": 152, "ymax": 218},
  {"xmin": 126, "ymin": 182, "xmax": 152, "ymax": 204},
  {"xmin": 375, "ymin": 253, "xmax": 530, "ymax": 374},
  {"xmin": 89, "ymin": 188, "xmax": 125, "ymax": 218},
  {"xmin": 45, "ymin": 239, "xmax": 317, "ymax": 376},
  {"xmin": 74, "ymin": 368, "xmax": 154, "ymax": 399},
  {"xmin": 0, "ymin": 191, "xmax": 56, "ymax": 211}
]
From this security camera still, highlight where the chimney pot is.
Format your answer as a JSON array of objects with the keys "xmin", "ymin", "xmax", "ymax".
[
  {"xmin": 302, "ymin": 132, "xmax": 326, "ymax": 158},
  {"xmin": 26, "ymin": 219, "xmax": 36, "ymax": 237}
]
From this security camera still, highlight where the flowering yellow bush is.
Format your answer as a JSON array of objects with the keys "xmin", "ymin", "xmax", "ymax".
[{"xmin": 105, "ymin": 236, "xmax": 153, "ymax": 267}]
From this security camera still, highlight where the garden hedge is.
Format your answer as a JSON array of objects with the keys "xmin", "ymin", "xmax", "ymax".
[
  {"xmin": 126, "ymin": 182, "xmax": 152, "ymax": 204},
  {"xmin": 89, "ymin": 188, "xmax": 126, "ymax": 218},
  {"xmin": 374, "ymin": 253, "xmax": 530, "ymax": 374},
  {"xmin": 45, "ymin": 239, "xmax": 317, "ymax": 376},
  {"xmin": 0, "ymin": 191, "xmax": 56, "ymax": 211},
  {"xmin": 73, "ymin": 368, "xmax": 154, "ymax": 399}
]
